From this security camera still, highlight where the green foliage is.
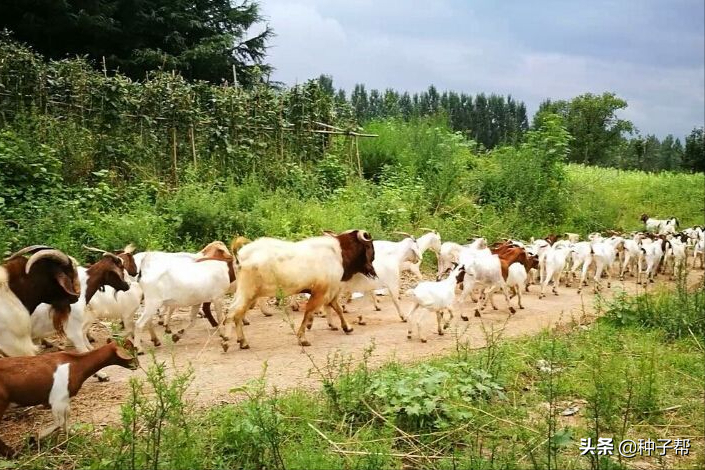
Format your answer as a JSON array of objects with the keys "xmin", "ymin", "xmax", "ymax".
[
  {"xmin": 369, "ymin": 363, "xmax": 505, "ymax": 430},
  {"xmin": 602, "ymin": 279, "xmax": 705, "ymax": 341},
  {"xmin": 0, "ymin": 129, "xmax": 63, "ymax": 208},
  {"xmin": 534, "ymin": 92, "xmax": 634, "ymax": 167},
  {"xmin": 683, "ymin": 127, "xmax": 705, "ymax": 173},
  {"xmin": 1, "ymin": 1, "xmax": 273, "ymax": 85},
  {"xmin": 474, "ymin": 113, "xmax": 571, "ymax": 230}
]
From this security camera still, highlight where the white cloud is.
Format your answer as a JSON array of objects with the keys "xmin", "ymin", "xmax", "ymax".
[{"xmin": 259, "ymin": 0, "xmax": 704, "ymax": 137}]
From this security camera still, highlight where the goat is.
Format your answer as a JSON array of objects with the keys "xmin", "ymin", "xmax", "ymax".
[
  {"xmin": 619, "ymin": 233, "xmax": 644, "ymax": 280},
  {"xmin": 539, "ymin": 244, "xmax": 572, "ymax": 298},
  {"xmin": 342, "ymin": 236, "xmax": 419, "ymax": 324},
  {"xmin": 401, "ymin": 229, "xmax": 442, "ymax": 279},
  {"xmin": 637, "ymin": 238, "xmax": 664, "ymax": 285},
  {"xmin": 577, "ymin": 236, "xmax": 621, "ymax": 294},
  {"xmin": 405, "ymin": 264, "xmax": 465, "ymax": 342},
  {"xmin": 458, "ymin": 246, "xmax": 520, "ymax": 318},
  {"xmin": 0, "ymin": 339, "xmax": 138, "ymax": 458},
  {"xmin": 31, "ymin": 247, "xmax": 130, "ymax": 358},
  {"xmin": 640, "ymin": 214, "xmax": 679, "ymax": 235},
  {"xmin": 662, "ymin": 237, "xmax": 687, "ymax": 279},
  {"xmin": 220, "ymin": 229, "xmax": 376, "ymax": 350},
  {"xmin": 134, "ymin": 241, "xmax": 235, "ymax": 353},
  {"xmin": 437, "ymin": 241, "xmax": 465, "ymax": 277},
  {"xmin": 1, "ymin": 246, "xmax": 80, "ymax": 357}
]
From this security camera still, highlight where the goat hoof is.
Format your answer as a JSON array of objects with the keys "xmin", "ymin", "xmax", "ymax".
[
  {"xmin": 553, "ymin": 291, "xmax": 558, "ymax": 296},
  {"xmin": 607, "ymin": 283, "xmax": 611, "ymax": 288},
  {"xmin": 306, "ymin": 323, "xmax": 312, "ymax": 330},
  {"xmin": 374, "ymin": 307, "xmax": 381, "ymax": 311},
  {"xmin": 492, "ymin": 306, "xmax": 498, "ymax": 311},
  {"xmin": 137, "ymin": 350, "xmax": 145, "ymax": 356},
  {"xmin": 519, "ymin": 305, "xmax": 525, "ymax": 309},
  {"xmin": 222, "ymin": 342, "xmax": 230, "ymax": 352},
  {"xmin": 157, "ymin": 320, "xmax": 164, "ymax": 326},
  {"xmin": 261, "ymin": 311, "xmax": 273, "ymax": 317},
  {"xmin": 420, "ymin": 338, "xmax": 427, "ymax": 343},
  {"xmin": 438, "ymin": 330, "xmax": 444, "ymax": 336},
  {"xmin": 164, "ymin": 327, "xmax": 171, "ymax": 334},
  {"xmin": 328, "ymin": 325, "xmax": 339, "ymax": 331},
  {"xmin": 407, "ymin": 333, "xmax": 412, "ymax": 339},
  {"xmin": 239, "ymin": 342, "xmax": 250, "ymax": 349},
  {"xmin": 343, "ymin": 326, "xmax": 353, "ymax": 334},
  {"xmin": 243, "ymin": 319, "xmax": 251, "ymax": 326},
  {"xmin": 152, "ymin": 339, "xmax": 161, "ymax": 347},
  {"xmin": 474, "ymin": 310, "xmax": 482, "ymax": 318},
  {"xmin": 171, "ymin": 334, "xmax": 180, "ymax": 343},
  {"xmin": 509, "ymin": 307, "xmax": 516, "ymax": 315},
  {"xmin": 461, "ymin": 315, "xmax": 469, "ymax": 321},
  {"xmin": 298, "ymin": 340, "xmax": 311, "ymax": 347},
  {"xmin": 357, "ymin": 320, "xmax": 367, "ymax": 326},
  {"xmin": 97, "ymin": 375, "xmax": 110, "ymax": 383}
]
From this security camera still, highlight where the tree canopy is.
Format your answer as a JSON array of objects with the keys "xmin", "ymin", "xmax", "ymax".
[{"xmin": 1, "ymin": 0, "xmax": 273, "ymax": 85}]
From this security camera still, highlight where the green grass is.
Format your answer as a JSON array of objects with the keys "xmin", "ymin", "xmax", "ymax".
[
  {"xmin": 11, "ymin": 287, "xmax": 704, "ymax": 470},
  {"xmin": 563, "ymin": 164, "xmax": 705, "ymax": 233}
]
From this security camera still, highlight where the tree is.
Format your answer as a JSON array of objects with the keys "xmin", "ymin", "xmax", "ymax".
[
  {"xmin": 1, "ymin": 0, "xmax": 273, "ymax": 85},
  {"xmin": 683, "ymin": 127, "xmax": 705, "ymax": 173},
  {"xmin": 533, "ymin": 93, "xmax": 633, "ymax": 166}
]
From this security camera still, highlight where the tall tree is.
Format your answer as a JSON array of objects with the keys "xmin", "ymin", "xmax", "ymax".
[
  {"xmin": 683, "ymin": 127, "xmax": 705, "ymax": 173},
  {"xmin": 2, "ymin": 0, "xmax": 273, "ymax": 85},
  {"xmin": 533, "ymin": 93, "xmax": 633, "ymax": 166}
]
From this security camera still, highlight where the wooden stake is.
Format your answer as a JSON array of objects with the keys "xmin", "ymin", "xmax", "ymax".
[
  {"xmin": 189, "ymin": 125, "xmax": 197, "ymax": 168},
  {"xmin": 171, "ymin": 127, "xmax": 178, "ymax": 184},
  {"xmin": 355, "ymin": 135, "xmax": 362, "ymax": 177}
]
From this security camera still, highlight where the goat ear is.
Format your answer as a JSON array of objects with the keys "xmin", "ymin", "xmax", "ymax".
[
  {"xmin": 55, "ymin": 272, "xmax": 80, "ymax": 296},
  {"xmin": 116, "ymin": 346, "xmax": 134, "ymax": 360},
  {"xmin": 107, "ymin": 337, "xmax": 114, "ymax": 344}
]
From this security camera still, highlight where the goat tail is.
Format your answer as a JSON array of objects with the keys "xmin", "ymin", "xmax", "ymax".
[{"xmin": 230, "ymin": 236, "xmax": 251, "ymax": 254}]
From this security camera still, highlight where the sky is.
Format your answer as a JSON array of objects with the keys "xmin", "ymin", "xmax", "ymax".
[{"xmin": 256, "ymin": 0, "xmax": 704, "ymax": 139}]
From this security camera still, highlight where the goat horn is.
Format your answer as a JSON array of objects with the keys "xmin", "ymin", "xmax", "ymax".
[
  {"xmin": 357, "ymin": 230, "xmax": 372, "ymax": 242},
  {"xmin": 4, "ymin": 245, "xmax": 53, "ymax": 261},
  {"xmin": 83, "ymin": 245, "xmax": 108, "ymax": 254},
  {"xmin": 102, "ymin": 252, "xmax": 123, "ymax": 264},
  {"xmin": 392, "ymin": 231, "xmax": 413, "ymax": 238},
  {"xmin": 25, "ymin": 249, "xmax": 73, "ymax": 274},
  {"xmin": 419, "ymin": 227, "xmax": 436, "ymax": 233}
]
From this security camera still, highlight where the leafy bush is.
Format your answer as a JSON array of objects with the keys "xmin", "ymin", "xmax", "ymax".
[
  {"xmin": 602, "ymin": 279, "xmax": 705, "ymax": 340},
  {"xmin": 369, "ymin": 362, "xmax": 505, "ymax": 430}
]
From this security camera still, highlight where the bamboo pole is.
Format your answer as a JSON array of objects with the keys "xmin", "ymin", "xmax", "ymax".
[
  {"xmin": 355, "ymin": 135, "xmax": 362, "ymax": 177},
  {"xmin": 171, "ymin": 127, "xmax": 178, "ymax": 185},
  {"xmin": 189, "ymin": 125, "xmax": 197, "ymax": 168}
]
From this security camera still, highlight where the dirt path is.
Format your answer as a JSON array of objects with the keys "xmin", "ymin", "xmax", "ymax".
[{"xmin": 4, "ymin": 272, "xmax": 700, "ymax": 448}]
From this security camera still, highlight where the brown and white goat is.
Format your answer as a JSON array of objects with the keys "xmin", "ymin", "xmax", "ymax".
[
  {"xmin": 31, "ymin": 248, "xmax": 131, "ymax": 361},
  {"xmin": 1, "ymin": 246, "xmax": 81, "ymax": 357},
  {"xmin": 220, "ymin": 229, "xmax": 377, "ymax": 350},
  {"xmin": 0, "ymin": 339, "xmax": 138, "ymax": 458}
]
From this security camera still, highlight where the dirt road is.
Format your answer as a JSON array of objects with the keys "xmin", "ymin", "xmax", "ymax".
[{"xmin": 3, "ymin": 273, "xmax": 698, "ymax": 448}]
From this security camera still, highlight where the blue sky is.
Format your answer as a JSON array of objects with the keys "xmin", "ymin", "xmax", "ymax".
[{"xmin": 257, "ymin": 0, "xmax": 704, "ymax": 139}]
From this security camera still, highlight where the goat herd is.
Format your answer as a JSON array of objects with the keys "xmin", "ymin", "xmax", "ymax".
[{"xmin": 0, "ymin": 213, "xmax": 703, "ymax": 457}]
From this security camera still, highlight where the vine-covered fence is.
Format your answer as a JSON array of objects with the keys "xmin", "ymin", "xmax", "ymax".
[{"xmin": 0, "ymin": 36, "xmax": 363, "ymax": 184}]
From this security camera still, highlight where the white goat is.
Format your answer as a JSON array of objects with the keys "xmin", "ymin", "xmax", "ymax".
[
  {"xmin": 134, "ymin": 246, "xmax": 235, "ymax": 353},
  {"xmin": 343, "ymin": 237, "xmax": 420, "ymax": 324},
  {"xmin": 458, "ymin": 251, "xmax": 517, "ymax": 318},
  {"xmin": 637, "ymin": 238, "xmax": 664, "ymax": 285},
  {"xmin": 401, "ymin": 229, "xmax": 442, "ymax": 279},
  {"xmin": 405, "ymin": 264, "xmax": 465, "ymax": 342},
  {"xmin": 663, "ymin": 237, "xmax": 687, "ymax": 279},
  {"xmin": 577, "ymin": 236, "xmax": 620, "ymax": 294},
  {"xmin": 539, "ymin": 245, "xmax": 571, "ymax": 298}
]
